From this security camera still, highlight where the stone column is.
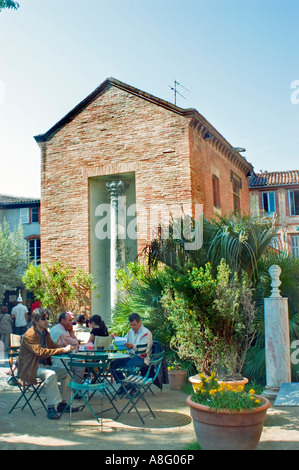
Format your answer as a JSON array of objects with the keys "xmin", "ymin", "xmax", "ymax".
[
  {"xmin": 106, "ymin": 180, "xmax": 129, "ymax": 313},
  {"xmin": 264, "ymin": 265, "xmax": 291, "ymax": 397}
]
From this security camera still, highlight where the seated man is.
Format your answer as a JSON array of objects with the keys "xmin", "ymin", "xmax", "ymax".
[
  {"xmin": 50, "ymin": 312, "xmax": 85, "ymax": 383},
  {"xmin": 50, "ymin": 312, "xmax": 79, "ymax": 347},
  {"xmin": 110, "ymin": 312, "xmax": 153, "ymax": 393},
  {"xmin": 17, "ymin": 308, "xmax": 79, "ymax": 420}
]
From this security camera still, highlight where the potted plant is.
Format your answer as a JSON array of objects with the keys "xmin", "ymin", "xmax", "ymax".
[
  {"xmin": 186, "ymin": 372, "xmax": 271, "ymax": 450},
  {"xmin": 162, "ymin": 260, "xmax": 256, "ymax": 388},
  {"xmin": 167, "ymin": 361, "xmax": 187, "ymax": 390}
]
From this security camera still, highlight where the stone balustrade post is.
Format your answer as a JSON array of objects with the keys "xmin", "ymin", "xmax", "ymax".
[{"xmin": 264, "ymin": 265, "xmax": 291, "ymax": 397}]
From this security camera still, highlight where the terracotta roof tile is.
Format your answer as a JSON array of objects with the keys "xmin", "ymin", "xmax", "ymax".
[{"xmin": 249, "ymin": 170, "xmax": 299, "ymax": 188}]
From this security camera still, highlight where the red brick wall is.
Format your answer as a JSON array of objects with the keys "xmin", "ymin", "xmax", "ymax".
[
  {"xmin": 188, "ymin": 122, "xmax": 251, "ymax": 219},
  {"xmin": 40, "ymin": 85, "xmax": 191, "ymax": 270},
  {"xmin": 39, "ymin": 84, "xmax": 251, "ymax": 271}
]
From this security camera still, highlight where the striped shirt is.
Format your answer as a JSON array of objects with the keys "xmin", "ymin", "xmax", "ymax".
[
  {"xmin": 126, "ymin": 324, "xmax": 153, "ymax": 365},
  {"xmin": 50, "ymin": 323, "xmax": 79, "ymax": 347}
]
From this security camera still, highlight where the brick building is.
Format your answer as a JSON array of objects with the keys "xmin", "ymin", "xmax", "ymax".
[
  {"xmin": 34, "ymin": 77, "xmax": 253, "ymax": 321},
  {"xmin": 249, "ymin": 170, "xmax": 299, "ymax": 257}
]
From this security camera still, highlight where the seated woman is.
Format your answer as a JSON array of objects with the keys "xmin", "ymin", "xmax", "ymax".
[
  {"xmin": 73, "ymin": 314, "xmax": 90, "ymax": 333},
  {"xmin": 87, "ymin": 315, "xmax": 111, "ymax": 348}
]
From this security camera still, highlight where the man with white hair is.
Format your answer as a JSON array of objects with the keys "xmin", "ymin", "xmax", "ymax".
[{"xmin": 11, "ymin": 294, "xmax": 29, "ymax": 336}]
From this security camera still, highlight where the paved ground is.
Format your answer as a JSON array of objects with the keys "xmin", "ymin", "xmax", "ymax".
[{"xmin": 0, "ymin": 358, "xmax": 298, "ymax": 451}]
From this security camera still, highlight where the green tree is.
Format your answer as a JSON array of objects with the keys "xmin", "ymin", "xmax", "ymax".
[
  {"xmin": 0, "ymin": 218, "xmax": 27, "ymax": 301},
  {"xmin": 22, "ymin": 261, "xmax": 96, "ymax": 322},
  {"xmin": 0, "ymin": 1, "xmax": 20, "ymax": 11}
]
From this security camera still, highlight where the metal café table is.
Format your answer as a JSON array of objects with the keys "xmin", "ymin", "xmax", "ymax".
[
  {"xmin": 55, "ymin": 349, "xmax": 130, "ymax": 419},
  {"xmin": 55, "ymin": 348, "xmax": 129, "ymax": 381}
]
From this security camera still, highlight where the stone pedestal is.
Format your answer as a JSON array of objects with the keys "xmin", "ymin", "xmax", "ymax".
[{"xmin": 264, "ymin": 265, "xmax": 291, "ymax": 398}]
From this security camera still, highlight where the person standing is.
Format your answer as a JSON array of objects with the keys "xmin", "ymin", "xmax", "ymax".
[
  {"xmin": 11, "ymin": 295, "xmax": 29, "ymax": 336},
  {"xmin": 0, "ymin": 305, "xmax": 13, "ymax": 351}
]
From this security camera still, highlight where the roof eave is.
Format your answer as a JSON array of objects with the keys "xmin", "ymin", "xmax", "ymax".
[
  {"xmin": 33, "ymin": 77, "xmax": 253, "ymax": 175},
  {"xmin": 34, "ymin": 77, "xmax": 192, "ymax": 143}
]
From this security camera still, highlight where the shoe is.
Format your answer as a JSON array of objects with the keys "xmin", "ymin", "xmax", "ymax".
[
  {"xmin": 47, "ymin": 406, "xmax": 60, "ymax": 420},
  {"xmin": 116, "ymin": 386, "xmax": 126, "ymax": 396},
  {"xmin": 57, "ymin": 402, "xmax": 81, "ymax": 414},
  {"xmin": 129, "ymin": 387, "xmax": 137, "ymax": 397}
]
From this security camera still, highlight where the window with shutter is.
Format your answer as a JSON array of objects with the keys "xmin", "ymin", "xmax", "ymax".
[{"xmin": 20, "ymin": 207, "xmax": 29, "ymax": 224}]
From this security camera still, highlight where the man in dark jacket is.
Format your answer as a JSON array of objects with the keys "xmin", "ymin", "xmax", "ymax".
[{"xmin": 18, "ymin": 308, "xmax": 77, "ymax": 419}]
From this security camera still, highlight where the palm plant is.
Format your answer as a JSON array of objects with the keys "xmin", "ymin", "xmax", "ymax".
[
  {"xmin": 111, "ymin": 263, "xmax": 175, "ymax": 348},
  {"xmin": 205, "ymin": 214, "xmax": 278, "ymax": 281},
  {"xmin": 144, "ymin": 213, "xmax": 278, "ymax": 282}
]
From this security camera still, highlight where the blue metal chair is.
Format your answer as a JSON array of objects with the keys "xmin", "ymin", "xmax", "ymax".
[
  {"xmin": 115, "ymin": 352, "xmax": 164, "ymax": 424},
  {"xmin": 8, "ymin": 352, "xmax": 47, "ymax": 416},
  {"xmin": 60, "ymin": 355, "xmax": 118, "ymax": 427}
]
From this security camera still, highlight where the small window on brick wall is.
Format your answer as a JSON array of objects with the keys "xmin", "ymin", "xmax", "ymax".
[
  {"xmin": 231, "ymin": 171, "xmax": 242, "ymax": 212},
  {"xmin": 212, "ymin": 175, "xmax": 221, "ymax": 209}
]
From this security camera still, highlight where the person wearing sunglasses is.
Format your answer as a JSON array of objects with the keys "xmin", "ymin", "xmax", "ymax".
[{"xmin": 17, "ymin": 308, "xmax": 79, "ymax": 419}]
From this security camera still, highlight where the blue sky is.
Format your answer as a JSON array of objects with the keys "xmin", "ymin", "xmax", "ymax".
[{"xmin": 0, "ymin": 0, "xmax": 298, "ymax": 198}]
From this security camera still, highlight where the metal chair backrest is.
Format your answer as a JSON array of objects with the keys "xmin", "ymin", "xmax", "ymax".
[
  {"xmin": 69, "ymin": 353, "xmax": 110, "ymax": 382},
  {"xmin": 10, "ymin": 334, "xmax": 21, "ymax": 348},
  {"xmin": 142, "ymin": 352, "xmax": 164, "ymax": 382},
  {"xmin": 94, "ymin": 335, "xmax": 113, "ymax": 349}
]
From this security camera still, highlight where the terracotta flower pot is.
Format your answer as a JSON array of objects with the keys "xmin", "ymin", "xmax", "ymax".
[
  {"xmin": 186, "ymin": 395, "xmax": 271, "ymax": 450},
  {"xmin": 168, "ymin": 369, "xmax": 187, "ymax": 390},
  {"xmin": 188, "ymin": 374, "xmax": 248, "ymax": 392}
]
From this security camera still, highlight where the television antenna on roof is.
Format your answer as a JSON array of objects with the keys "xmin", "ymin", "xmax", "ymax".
[{"xmin": 169, "ymin": 80, "xmax": 189, "ymax": 106}]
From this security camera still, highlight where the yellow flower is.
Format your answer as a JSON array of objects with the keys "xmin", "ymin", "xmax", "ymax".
[
  {"xmin": 209, "ymin": 389, "xmax": 217, "ymax": 395},
  {"xmin": 249, "ymin": 389, "xmax": 255, "ymax": 395},
  {"xmin": 224, "ymin": 384, "xmax": 233, "ymax": 391}
]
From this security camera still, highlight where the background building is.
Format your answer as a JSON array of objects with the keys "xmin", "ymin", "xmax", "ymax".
[
  {"xmin": 0, "ymin": 194, "xmax": 40, "ymax": 309},
  {"xmin": 249, "ymin": 170, "xmax": 299, "ymax": 257}
]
